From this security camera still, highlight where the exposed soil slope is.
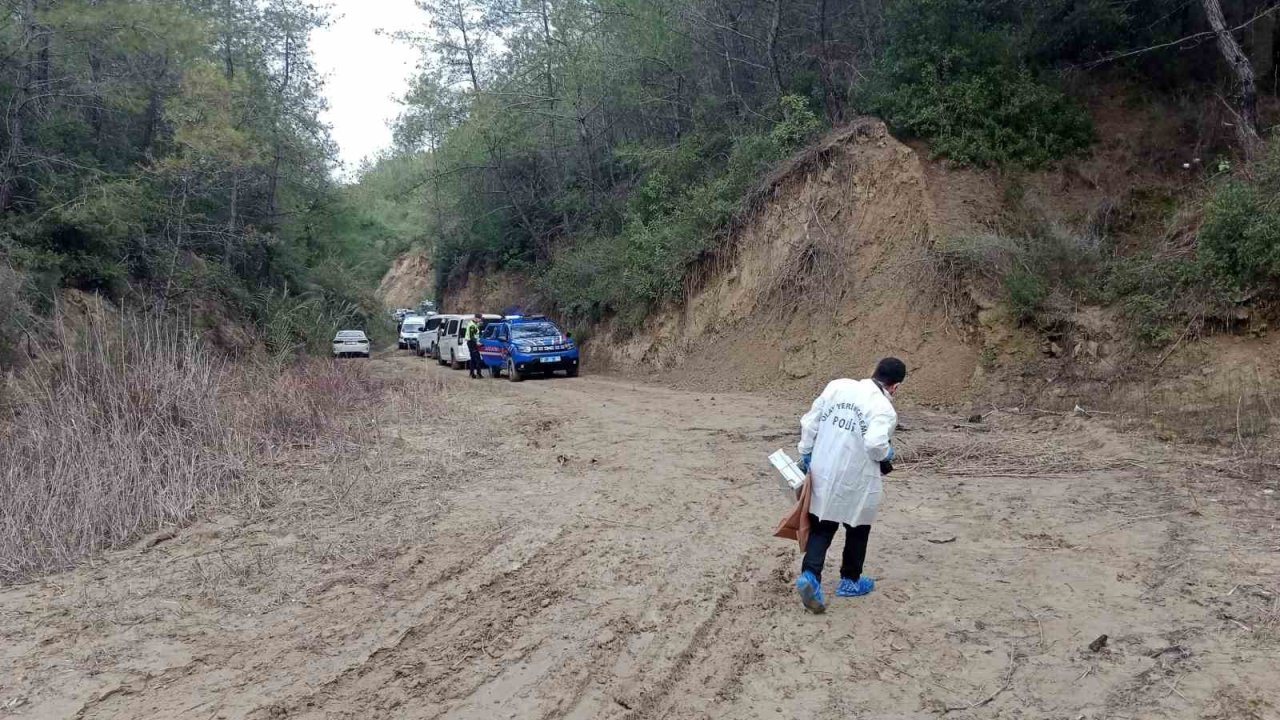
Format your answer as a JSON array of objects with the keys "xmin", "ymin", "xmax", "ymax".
[
  {"xmin": 441, "ymin": 269, "xmax": 529, "ymax": 316},
  {"xmin": 2, "ymin": 355, "xmax": 1276, "ymax": 719},
  {"xmin": 589, "ymin": 120, "xmax": 978, "ymax": 405},
  {"xmin": 432, "ymin": 101, "xmax": 1270, "ymax": 410},
  {"xmin": 378, "ymin": 249, "xmax": 434, "ymax": 309}
]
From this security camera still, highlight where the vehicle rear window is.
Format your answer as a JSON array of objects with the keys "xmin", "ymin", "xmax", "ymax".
[
  {"xmin": 335, "ymin": 331, "xmax": 366, "ymax": 340},
  {"xmin": 511, "ymin": 322, "xmax": 560, "ymax": 339},
  {"xmin": 403, "ymin": 322, "xmax": 424, "ymax": 332}
]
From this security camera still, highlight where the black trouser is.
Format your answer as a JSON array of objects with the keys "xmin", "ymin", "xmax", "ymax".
[
  {"xmin": 467, "ymin": 339, "xmax": 483, "ymax": 375},
  {"xmin": 802, "ymin": 515, "xmax": 871, "ymax": 582}
]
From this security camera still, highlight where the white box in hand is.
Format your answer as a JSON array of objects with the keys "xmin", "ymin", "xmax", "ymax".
[{"xmin": 769, "ymin": 449, "xmax": 806, "ymax": 492}]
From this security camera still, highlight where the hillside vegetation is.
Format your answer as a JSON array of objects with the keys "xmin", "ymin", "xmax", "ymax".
[
  {"xmin": 0, "ymin": 1, "xmax": 430, "ymax": 580},
  {"xmin": 0, "ymin": 0, "xmax": 418, "ymax": 363},
  {"xmin": 365, "ymin": 0, "xmax": 1280, "ymax": 349}
]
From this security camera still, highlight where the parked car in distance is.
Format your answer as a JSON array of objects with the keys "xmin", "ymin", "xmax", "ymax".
[
  {"xmin": 332, "ymin": 330, "xmax": 370, "ymax": 358},
  {"xmin": 438, "ymin": 314, "xmax": 502, "ymax": 369},
  {"xmin": 478, "ymin": 315, "xmax": 579, "ymax": 381},
  {"xmin": 415, "ymin": 315, "xmax": 444, "ymax": 358},
  {"xmin": 398, "ymin": 315, "xmax": 427, "ymax": 350}
]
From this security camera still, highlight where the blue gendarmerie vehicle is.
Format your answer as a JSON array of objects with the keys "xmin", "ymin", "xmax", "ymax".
[{"xmin": 477, "ymin": 315, "xmax": 580, "ymax": 381}]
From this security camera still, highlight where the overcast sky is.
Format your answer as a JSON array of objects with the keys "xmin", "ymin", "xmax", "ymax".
[{"xmin": 311, "ymin": 0, "xmax": 423, "ymax": 177}]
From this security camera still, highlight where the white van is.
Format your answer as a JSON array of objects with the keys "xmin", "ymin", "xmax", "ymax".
[
  {"xmin": 434, "ymin": 315, "xmax": 466, "ymax": 367},
  {"xmin": 438, "ymin": 314, "xmax": 502, "ymax": 369},
  {"xmin": 415, "ymin": 314, "xmax": 445, "ymax": 358},
  {"xmin": 398, "ymin": 315, "xmax": 427, "ymax": 350}
]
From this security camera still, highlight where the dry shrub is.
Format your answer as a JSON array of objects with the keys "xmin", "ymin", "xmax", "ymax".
[
  {"xmin": 247, "ymin": 359, "xmax": 390, "ymax": 451},
  {"xmin": 0, "ymin": 315, "xmax": 247, "ymax": 581},
  {"xmin": 933, "ymin": 226, "xmax": 1101, "ymax": 325},
  {"xmin": 0, "ymin": 314, "xmax": 400, "ymax": 583},
  {"xmin": 754, "ymin": 197, "xmax": 855, "ymax": 318},
  {"xmin": 1137, "ymin": 367, "xmax": 1280, "ymax": 482},
  {"xmin": 0, "ymin": 264, "xmax": 36, "ymax": 370}
]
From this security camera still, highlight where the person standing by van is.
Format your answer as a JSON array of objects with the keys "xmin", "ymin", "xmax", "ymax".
[
  {"xmin": 465, "ymin": 313, "xmax": 484, "ymax": 379},
  {"xmin": 793, "ymin": 357, "xmax": 906, "ymax": 613}
]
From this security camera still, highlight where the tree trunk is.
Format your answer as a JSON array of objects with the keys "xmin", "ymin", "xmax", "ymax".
[
  {"xmin": 87, "ymin": 0, "xmax": 104, "ymax": 147},
  {"xmin": 1203, "ymin": 0, "xmax": 1263, "ymax": 155},
  {"xmin": 816, "ymin": 0, "xmax": 841, "ymax": 122},
  {"xmin": 767, "ymin": 0, "xmax": 783, "ymax": 94},
  {"xmin": 141, "ymin": 89, "xmax": 160, "ymax": 154},
  {"xmin": 141, "ymin": 56, "xmax": 168, "ymax": 156},
  {"xmin": 1, "ymin": 0, "xmax": 38, "ymax": 212},
  {"xmin": 228, "ymin": 172, "xmax": 238, "ymax": 232},
  {"xmin": 267, "ymin": 31, "xmax": 292, "ymax": 224},
  {"xmin": 457, "ymin": 3, "xmax": 481, "ymax": 92},
  {"xmin": 88, "ymin": 50, "xmax": 103, "ymax": 147},
  {"xmin": 222, "ymin": 0, "xmax": 236, "ymax": 80}
]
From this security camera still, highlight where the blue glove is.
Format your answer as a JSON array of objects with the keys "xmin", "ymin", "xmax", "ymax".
[
  {"xmin": 884, "ymin": 446, "xmax": 895, "ymax": 462},
  {"xmin": 797, "ymin": 453, "xmax": 812, "ymax": 473}
]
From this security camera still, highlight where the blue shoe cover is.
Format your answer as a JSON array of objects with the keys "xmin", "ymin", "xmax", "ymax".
[
  {"xmin": 836, "ymin": 576, "xmax": 875, "ymax": 597},
  {"xmin": 796, "ymin": 571, "xmax": 826, "ymax": 613}
]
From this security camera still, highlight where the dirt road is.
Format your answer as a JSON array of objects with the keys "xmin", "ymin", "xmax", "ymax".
[{"xmin": 2, "ymin": 355, "xmax": 1278, "ymax": 719}]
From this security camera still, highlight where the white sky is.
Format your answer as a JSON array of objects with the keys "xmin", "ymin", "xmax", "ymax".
[{"xmin": 311, "ymin": 0, "xmax": 424, "ymax": 178}]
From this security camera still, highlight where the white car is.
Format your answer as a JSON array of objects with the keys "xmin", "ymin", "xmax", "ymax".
[
  {"xmin": 398, "ymin": 315, "xmax": 427, "ymax": 350},
  {"xmin": 439, "ymin": 314, "xmax": 502, "ymax": 369},
  {"xmin": 332, "ymin": 330, "xmax": 370, "ymax": 358}
]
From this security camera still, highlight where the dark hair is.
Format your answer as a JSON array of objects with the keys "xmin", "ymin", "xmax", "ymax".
[{"xmin": 873, "ymin": 357, "xmax": 907, "ymax": 386}]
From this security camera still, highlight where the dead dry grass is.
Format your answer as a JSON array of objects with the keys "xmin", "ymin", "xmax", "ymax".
[
  {"xmin": 895, "ymin": 418, "xmax": 1141, "ymax": 478},
  {"xmin": 0, "ymin": 313, "xmax": 434, "ymax": 584}
]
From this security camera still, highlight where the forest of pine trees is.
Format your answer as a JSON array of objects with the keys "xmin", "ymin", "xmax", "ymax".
[{"xmin": 0, "ymin": 0, "xmax": 411, "ymax": 362}]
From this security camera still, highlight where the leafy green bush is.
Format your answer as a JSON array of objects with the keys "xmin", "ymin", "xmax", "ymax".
[
  {"xmin": 431, "ymin": 92, "xmax": 824, "ymax": 329},
  {"xmin": 248, "ymin": 288, "xmax": 368, "ymax": 359},
  {"xmin": 1198, "ymin": 143, "xmax": 1280, "ymax": 290},
  {"xmin": 1004, "ymin": 270, "xmax": 1048, "ymax": 323},
  {"xmin": 1102, "ymin": 255, "xmax": 1225, "ymax": 346},
  {"xmin": 770, "ymin": 95, "xmax": 823, "ymax": 151},
  {"xmin": 539, "ymin": 115, "xmax": 800, "ymax": 329},
  {"xmin": 938, "ymin": 226, "xmax": 1100, "ymax": 326},
  {"xmin": 866, "ymin": 0, "xmax": 1093, "ymax": 167},
  {"xmin": 1095, "ymin": 164, "xmax": 1277, "ymax": 348}
]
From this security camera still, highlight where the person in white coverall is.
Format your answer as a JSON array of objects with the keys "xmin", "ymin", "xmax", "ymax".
[{"xmin": 793, "ymin": 357, "xmax": 906, "ymax": 613}]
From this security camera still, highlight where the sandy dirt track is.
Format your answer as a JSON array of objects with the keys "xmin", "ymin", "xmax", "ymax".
[{"xmin": 2, "ymin": 355, "xmax": 1278, "ymax": 719}]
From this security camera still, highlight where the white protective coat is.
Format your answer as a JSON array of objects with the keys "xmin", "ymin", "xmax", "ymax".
[{"xmin": 798, "ymin": 378, "xmax": 898, "ymax": 527}]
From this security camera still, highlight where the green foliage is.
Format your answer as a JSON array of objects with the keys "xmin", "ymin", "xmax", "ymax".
[
  {"xmin": 0, "ymin": 0, "xmax": 394, "ymax": 354},
  {"xmin": 1102, "ymin": 255, "xmax": 1222, "ymax": 346},
  {"xmin": 248, "ymin": 288, "xmax": 372, "ymax": 359},
  {"xmin": 939, "ymin": 226, "xmax": 1101, "ymax": 326},
  {"xmin": 1003, "ymin": 270, "xmax": 1048, "ymax": 323},
  {"xmin": 540, "ymin": 122, "xmax": 793, "ymax": 328},
  {"xmin": 866, "ymin": 0, "xmax": 1093, "ymax": 167},
  {"xmin": 1198, "ymin": 142, "xmax": 1280, "ymax": 291},
  {"xmin": 770, "ymin": 95, "xmax": 823, "ymax": 151},
  {"xmin": 1092, "ymin": 141, "xmax": 1280, "ymax": 347},
  {"xmin": 0, "ymin": 265, "xmax": 36, "ymax": 369},
  {"xmin": 370, "ymin": 0, "xmax": 1259, "ymax": 342}
]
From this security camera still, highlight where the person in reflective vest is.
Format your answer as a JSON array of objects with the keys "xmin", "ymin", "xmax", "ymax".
[{"xmin": 465, "ymin": 314, "xmax": 484, "ymax": 379}]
